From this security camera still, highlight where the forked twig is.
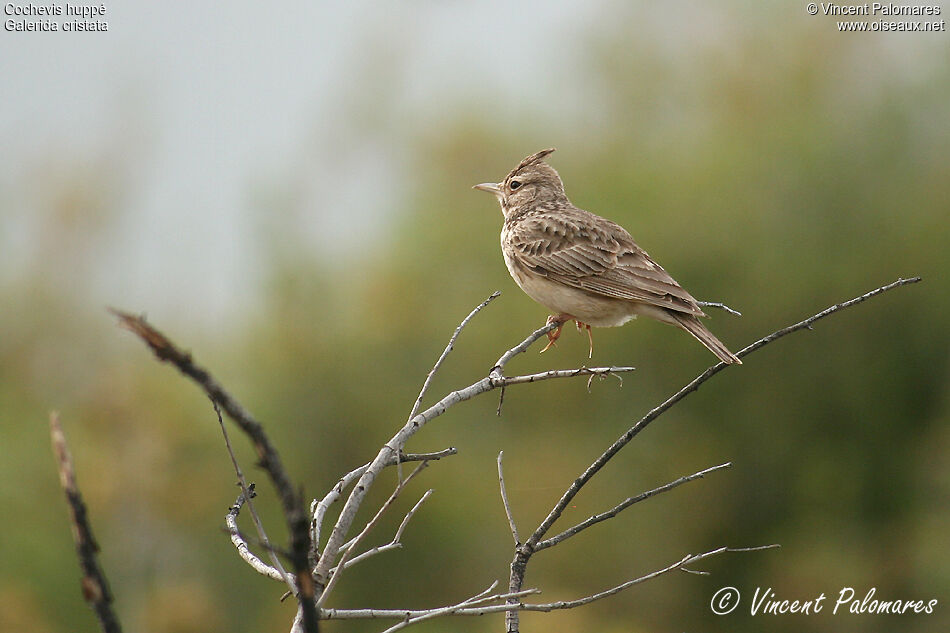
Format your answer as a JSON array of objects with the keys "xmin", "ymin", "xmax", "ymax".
[
  {"xmin": 313, "ymin": 294, "xmax": 632, "ymax": 589},
  {"xmin": 212, "ymin": 400, "xmax": 296, "ymax": 593},
  {"xmin": 534, "ymin": 462, "xmax": 732, "ymax": 551},
  {"xmin": 336, "ymin": 489, "xmax": 434, "ymax": 571},
  {"xmin": 110, "ymin": 309, "xmax": 319, "ymax": 632},
  {"xmin": 317, "ymin": 462, "xmax": 431, "ymax": 607},
  {"xmin": 525, "ymin": 277, "xmax": 922, "ymax": 554},
  {"xmin": 320, "ymin": 546, "xmax": 775, "ymax": 622},
  {"xmin": 503, "ymin": 276, "xmax": 921, "ymax": 633},
  {"xmin": 226, "ymin": 486, "xmax": 286, "ymax": 582},
  {"xmin": 312, "ymin": 448, "xmax": 456, "ymax": 555},
  {"xmin": 109, "ymin": 276, "xmax": 919, "ymax": 633}
]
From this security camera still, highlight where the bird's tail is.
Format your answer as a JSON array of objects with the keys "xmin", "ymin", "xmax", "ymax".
[{"xmin": 669, "ymin": 312, "xmax": 742, "ymax": 365}]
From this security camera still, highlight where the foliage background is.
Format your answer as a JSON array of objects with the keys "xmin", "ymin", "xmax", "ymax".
[{"xmin": 1, "ymin": 2, "xmax": 948, "ymax": 632}]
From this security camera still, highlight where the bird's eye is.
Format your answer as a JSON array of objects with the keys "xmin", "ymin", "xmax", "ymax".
[{"xmin": 509, "ymin": 180, "xmax": 522, "ymax": 190}]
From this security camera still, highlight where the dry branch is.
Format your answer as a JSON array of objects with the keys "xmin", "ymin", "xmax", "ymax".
[
  {"xmin": 320, "ymin": 546, "xmax": 774, "ymax": 623},
  {"xmin": 312, "ymin": 448, "xmax": 456, "ymax": 556},
  {"xmin": 312, "ymin": 293, "xmax": 634, "ymax": 590},
  {"xmin": 534, "ymin": 462, "xmax": 732, "ymax": 552},
  {"xmin": 408, "ymin": 290, "xmax": 500, "ymax": 420},
  {"xmin": 49, "ymin": 412, "xmax": 123, "ymax": 633},
  {"xmin": 227, "ymin": 486, "xmax": 287, "ymax": 583},
  {"xmin": 213, "ymin": 399, "xmax": 296, "ymax": 591},
  {"xmin": 518, "ymin": 545, "xmax": 779, "ymax": 612},
  {"xmin": 335, "ymin": 489, "xmax": 433, "ymax": 572},
  {"xmin": 503, "ymin": 276, "xmax": 921, "ymax": 632},
  {"xmin": 317, "ymin": 462, "xmax": 430, "ymax": 607},
  {"xmin": 110, "ymin": 309, "xmax": 319, "ymax": 633},
  {"xmin": 104, "ymin": 276, "xmax": 918, "ymax": 633}
]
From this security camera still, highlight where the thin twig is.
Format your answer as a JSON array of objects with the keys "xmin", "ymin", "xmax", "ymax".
[
  {"xmin": 213, "ymin": 400, "xmax": 296, "ymax": 593},
  {"xmin": 497, "ymin": 452, "xmax": 521, "ymax": 545},
  {"xmin": 312, "ymin": 448, "xmax": 456, "ymax": 554},
  {"xmin": 737, "ymin": 277, "xmax": 920, "ymax": 357},
  {"xmin": 226, "ymin": 486, "xmax": 286, "ymax": 582},
  {"xmin": 534, "ymin": 462, "xmax": 731, "ymax": 551},
  {"xmin": 696, "ymin": 300, "xmax": 742, "ymax": 316},
  {"xmin": 490, "ymin": 322, "xmax": 560, "ymax": 377},
  {"xmin": 377, "ymin": 581, "xmax": 539, "ymax": 633},
  {"xmin": 49, "ymin": 412, "xmax": 123, "ymax": 633},
  {"xmin": 317, "ymin": 462, "xmax": 430, "ymax": 607},
  {"xmin": 335, "ymin": 489, "xmax": 434, "ymax": 571},
  {"xmin": 519, "ymin": 545, "xmax": 780, "ymax": 612},
  {"xmin": 409, "ymin": 291, "xmax": 500, "ymax": 421},
  {"xmin": 377, "ymin": 582, "xmax": 496, "ymax": 633},
  {"xmin": 110, "ymin": 309, "xmax": 319, "ymax": 633}
]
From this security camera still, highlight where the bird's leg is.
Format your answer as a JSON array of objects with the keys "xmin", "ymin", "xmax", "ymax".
[
  {"xmin": 540, "ymin": 314, "xmax": 571, "ymax": 354},
  {"xmin": 575, "ymin": 321, "xmax": 594, "ymax": 359}
]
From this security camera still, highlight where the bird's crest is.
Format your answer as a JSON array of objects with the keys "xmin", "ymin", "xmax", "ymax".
[{"xmin": 507, "ymin": 148, "xmax": 556, "ymax": 180}]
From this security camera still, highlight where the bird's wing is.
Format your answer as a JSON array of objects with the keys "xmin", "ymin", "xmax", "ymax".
[{"xmin": 505, "ymin": 207, "xmax": 706, "ymax": 316}]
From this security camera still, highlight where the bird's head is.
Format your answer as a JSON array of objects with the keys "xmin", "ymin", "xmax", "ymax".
[{"xmin": 474, "ymin": 148, "xmax": 566, "ymax": 219}]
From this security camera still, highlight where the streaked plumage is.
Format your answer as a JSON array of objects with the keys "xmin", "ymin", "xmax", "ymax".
[{"xmin": 474, "ymin": 148, "xmax": 740, "ymax": 364}]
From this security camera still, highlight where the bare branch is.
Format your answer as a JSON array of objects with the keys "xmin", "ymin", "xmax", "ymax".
[
  {"xmin": 49, "ymin": 412, "xmax": 123, "ymax": 633},
  {"xmin": 738, "ymin": 276, "xmax": 920, "ymax": 356},
  {"xmin": 320, "ymin": 585, "xmax": 541, "ymax": 622},
  {"xmin": 696, "ymin": 300, "xmax": 742, "ymax": 316},
  {"xmin": 409, "ymin": 291, "xmax": 500, "ymax": 421},
  {"xmin": 503, "ymin": 276, "xmax": 920, "ymax": 633},
  {"xmin": 523, "ymin": 277, "xmax": 922, "ymax": 554},
  {"xmin": 497, "ymin": 366, "xmax": 634, "ymax": 387},
  {"xmin": 490, "ymin": 322, "xmax": 560, "ymax": 376},
  {"xmin": 317, "ymin": 462, "xmax": 430, "ymax": 607},
  {"xmin": 335, "ymin": 489, "xmax": 433, "ymax": 571},
  {"xmin": 313, "ymin": 297, "xmax": 623, "ymax": 589},
  {"xmin": 377, "ymin": 581, "xmax": 498, "ymax": 633},
  {"xmin": 519, "ymin": 545, "xmax": 780, "ymax": 613},
  {"xmin": 213, "ymin": 400, "xmax": 297, "ymax": 592},
  {"xmin": 312, "ymin": 448, "xmax": 456, "ymax": 554},
  {"xmin": 497, "ymin": 452, "xmax": 520, "ymax": 545},
  {"xmin": 534, "ymin": 462, "xmax": 731, "ymax": 551},
  {"xmin": 113, "ymin": 277, "xmax": 918, "ymax": 633},
  {"xmin": 321, "ymin": 545, "xmax": 775, "ymax": 623},
  {"xmin": 226, "ymin": 486, "xmax": 286, "ymax": 583},
  {"xmin": 97, "ymin": 273, "xmax": 923, "ymax": 633},
  {"xmin": 109, "ymin": 309, "xmax": 319, "ymax": 632}
]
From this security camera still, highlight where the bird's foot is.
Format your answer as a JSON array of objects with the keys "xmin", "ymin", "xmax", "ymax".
[
  {"xmin": 574, "ymin": 321, "xmax": 594, "ymax": 359},
  {"xmin": 540, "ymin": 314, "xmax": 571, "ymax": 354}
]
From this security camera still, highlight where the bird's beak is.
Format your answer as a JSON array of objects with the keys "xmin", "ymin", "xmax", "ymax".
[{"xmin": 473, "ymin": 182, "xmax": 502, "ymax": 196}]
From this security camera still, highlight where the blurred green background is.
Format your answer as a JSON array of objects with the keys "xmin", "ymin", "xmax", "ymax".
[{"xmin": 2, "ymin": 2, "xmax": 948, "ymax": 632}]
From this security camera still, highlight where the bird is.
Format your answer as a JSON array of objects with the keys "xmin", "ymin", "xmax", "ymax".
[{"xmin": 474, "ymin": 148, "xmax": 741, "ymax": 364}]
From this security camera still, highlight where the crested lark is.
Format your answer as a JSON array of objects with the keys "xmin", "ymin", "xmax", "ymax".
[{"xmin": 474, "ymin": 148, "xmax": 741, "ymax": 364}]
